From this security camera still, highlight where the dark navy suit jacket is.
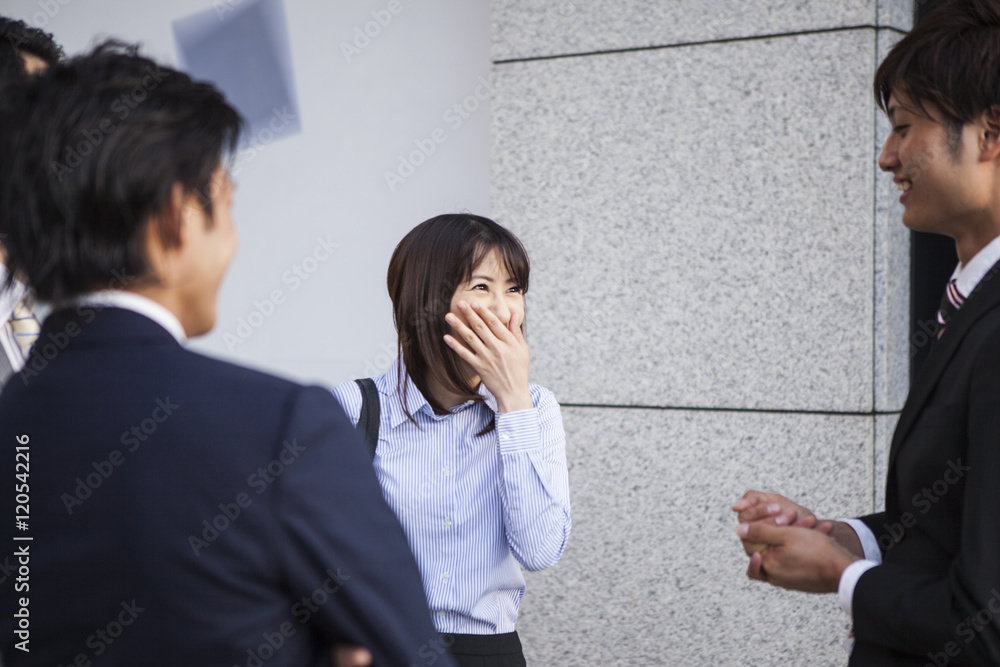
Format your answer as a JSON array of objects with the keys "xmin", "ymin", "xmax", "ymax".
[{"xmin": 0, "ymin": 305, "xmax": 454, "ymax": 667}]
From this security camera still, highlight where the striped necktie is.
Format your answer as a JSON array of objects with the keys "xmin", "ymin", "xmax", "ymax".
[
  {"xmin": 936, "ymin": 278, "xmax": 965, "ymax": 339},
  {"xmin": 8, "ymin": 298, "xmax": 40, "ymax": 360}
]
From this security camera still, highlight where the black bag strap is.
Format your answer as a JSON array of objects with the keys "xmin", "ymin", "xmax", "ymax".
[{"xmin": 354, "ymin": 378, "xmax": 380, "ymax": 461}]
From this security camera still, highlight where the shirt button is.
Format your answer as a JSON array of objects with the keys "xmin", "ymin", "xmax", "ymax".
[
  {"xmin": 441, "ymin": 572, "xmax": 450, "ymax": 582},
  {"xmin": 437, "ymin": 611, "xmax": 446, "ymax": 618},
  {"xmin": 444, "ymin": 518, "xmax": 453, "ymax": 528},
  {"xmin": 500, "ymin": 432, "xmax": 511, "ymax": 441},
  {"xmin": 443, "ymin": 466, "xmax": 451, "ymax": 475}
]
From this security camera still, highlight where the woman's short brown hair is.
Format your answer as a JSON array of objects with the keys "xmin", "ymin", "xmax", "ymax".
[{"xmin": 387, "ymin": 213, "xmax": 530, "ymax": 420}]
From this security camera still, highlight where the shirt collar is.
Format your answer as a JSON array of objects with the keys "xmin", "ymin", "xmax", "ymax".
[
  {"xmin": 73, "ymin": 291, "xmax": 188, "ymax": 344},
  {"xmin": 383, "ymin": 355, "xmax": 496, "ymax": 428},
  {"xmin": 383, "ymin": 356, "xmax": 430, "ymax": 428},
  {"xmin": 952, "ymin": 233, "xmax": 1000, "ymax": 299}
]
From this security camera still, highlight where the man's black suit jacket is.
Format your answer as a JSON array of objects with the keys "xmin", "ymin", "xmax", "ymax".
[
  {"xmin": 0, "ymin": 306, "xmax": 454, "ymax": 667},
  {"xmin": 851, "ymin": 261, "xmax": 1000, "ymax": 665}
]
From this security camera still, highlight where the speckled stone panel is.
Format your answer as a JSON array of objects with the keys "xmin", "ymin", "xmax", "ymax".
[
  {"xmin": 874, "ymin": 29, "xmax": 911, "ymax": 413},
  {"xmin": 516, "ymin": 407, "xmax": 873, "ymax": 666},
  {"xmin": 492, "ymin": 0, "xmax": 907, "ymax": 62},
  {"xmin": 874, "ymin": 413, "xmax": 900, "ymax": 512},
  {"xmin": 494, "ymin": 30, "xmax": 877, "ymax": 411},
  {"xmin": 878, "ymin": 0, "xmax": 914, "ymax": 32}
]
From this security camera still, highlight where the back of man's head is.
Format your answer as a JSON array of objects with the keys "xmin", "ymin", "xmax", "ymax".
[
  {"xmin": 875, "ymin": 0, "xmax": 1000, "ymax": 142},
  {"xmin": 0, "ymin": 41, "xmax": 243, "ymax": 303},
  {"xmin": 0, "ymin": 16, "xmax": 62, "ymax": 85}
]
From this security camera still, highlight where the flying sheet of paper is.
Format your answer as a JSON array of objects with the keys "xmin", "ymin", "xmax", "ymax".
[{"xmin": 173, "ymin": 0, "xmax": 302, "ymax": 145}]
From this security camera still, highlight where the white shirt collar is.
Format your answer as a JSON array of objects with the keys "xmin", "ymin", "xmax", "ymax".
[
  {"xmin": 951, "ymin": 234, "xmax": 1000, "ymax": 299},
  {"xmin": 74, "ymin": 291, "xmax": 188, "ymax": 343}
]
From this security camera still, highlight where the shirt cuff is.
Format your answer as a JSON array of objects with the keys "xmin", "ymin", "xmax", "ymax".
[
  {"xmin": 838, "ymin": 559, "xmax": 879, "ymax": 618},
  {"xmin": 840, "ymin": 518, "xmax": 882, "ymax": 563},
  {"xmin": 495, "ymin": 409, "xmax": 540, "ymax": 453}
]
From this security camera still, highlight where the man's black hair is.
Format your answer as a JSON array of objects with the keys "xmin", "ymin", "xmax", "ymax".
[
  {"xmin": 876, "ymin": 0, "xmax": 1000, "ymax": 153},
  {"xmin": 0, "ymin": 16, "xmax": 63, "ymax": 85},
  {"xmin": 0, "ymin": 41, "xmax": 243, "ymax": 302}
]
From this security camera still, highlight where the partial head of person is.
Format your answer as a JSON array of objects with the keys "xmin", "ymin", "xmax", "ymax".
[
  {"xmin": 0, "ymin": 41, "xmax": 243, "ymax": 337},
  {"xmin": 875, "ymin": 0, "xmax": 1000, "ymax": 260},
  {"xmin": 0, "ymin": 16, "xmax": 62, "ymax": 83},
  {"xmin": 387, "ymin": 213, "xmax": 530, "ymax": 415},
  {"xmin": 0, "ymin": 17, "xmax": 62, "ymax": 265}
]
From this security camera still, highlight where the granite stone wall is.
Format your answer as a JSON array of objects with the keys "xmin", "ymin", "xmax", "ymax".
[{"xmin": 490, "ymin": 2, "xmax": 913, "ymax": 664}]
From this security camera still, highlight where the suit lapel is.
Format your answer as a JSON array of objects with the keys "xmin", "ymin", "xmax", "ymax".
[{"xmin": 888, "ymin": 259, "xmax": 1000, "ymax": 473}]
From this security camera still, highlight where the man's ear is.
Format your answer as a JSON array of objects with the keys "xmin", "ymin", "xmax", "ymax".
[
  {"xmin": 980, "ymin": 106, "xmax": 1000, "ymax": 162},
  {"xmin": 143, "ymin": 183, "xmax": 188, "ymax": 283},
  {"xmin": 162, "ymin": 183, "xmax": 189, "ymax": 249}
]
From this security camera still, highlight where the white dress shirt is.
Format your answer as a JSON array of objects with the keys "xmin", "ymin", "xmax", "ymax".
[{"xmin": 74, "ymin": 290, "xmax": 188, "ymax": 344}]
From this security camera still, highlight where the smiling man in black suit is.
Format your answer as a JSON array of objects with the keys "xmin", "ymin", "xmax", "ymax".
[
  {"xmin": 0, "ymin": 42, "xmax": 450, "ymax": 667},
  {"xmin": 734, "ymin": 1, "xmax": 1000, "ymax": 664}
]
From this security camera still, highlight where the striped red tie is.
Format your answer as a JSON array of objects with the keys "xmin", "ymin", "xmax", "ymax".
[{"xmin": 936, "ymin": 279, "xmax": 965, "ymax": 339}]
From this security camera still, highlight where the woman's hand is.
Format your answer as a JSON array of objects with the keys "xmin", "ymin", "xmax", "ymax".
[{"xmin": 443, "ymin": 301, "xmax": 532, "ymax": 413}]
